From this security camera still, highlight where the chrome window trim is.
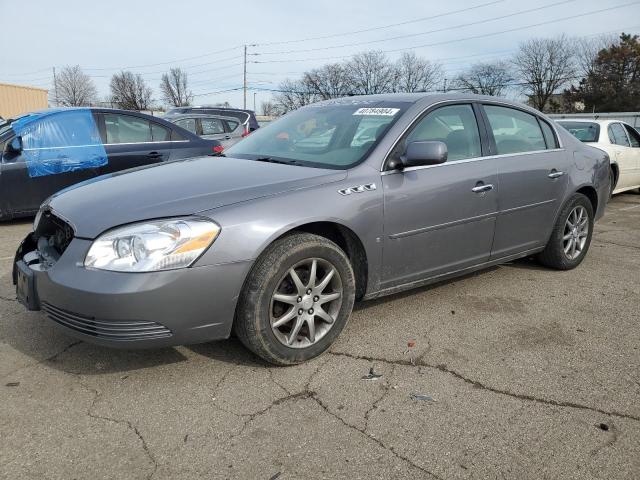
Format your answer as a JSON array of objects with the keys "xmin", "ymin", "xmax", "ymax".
[
  {"xmin": 380, "ymin": 148, "xmax": 566, "ymax": 176},
  {"xmin": 380, "ymin": 98, "xmax": 564, "ymax": 172}
]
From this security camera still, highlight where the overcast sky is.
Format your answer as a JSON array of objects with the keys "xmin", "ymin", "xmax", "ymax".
[{"xmin": 1, "ymin": 0, "xmax": 638, "ymax": 110}]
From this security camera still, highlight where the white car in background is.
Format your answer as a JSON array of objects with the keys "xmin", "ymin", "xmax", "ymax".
[{"xmin": 557, "ymin": 119, "xmax": 640, "ymax": 195}]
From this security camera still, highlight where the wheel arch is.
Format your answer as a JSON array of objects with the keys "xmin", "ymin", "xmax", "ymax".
[
  {"xmin": 575, "ymin": 185, "xmax": 598, "ymax": 214},
  {"xmin": 609, "ymin": 162, "xmax": 619, "ymax": 191},
  {"xmin": 257, "ymin": 220, "xmax": 369, "ymax": 301}
]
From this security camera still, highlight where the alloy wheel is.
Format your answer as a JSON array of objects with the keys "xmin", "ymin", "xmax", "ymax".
[
  {"xmin": 563, "ymin": 205, "xmax": 589, "ymax": 260},
  {"xmin": 270, "ymin": 258, "xmax": 343, "ymax": 348}
]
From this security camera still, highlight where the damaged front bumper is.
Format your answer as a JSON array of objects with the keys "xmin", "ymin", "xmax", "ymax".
[{"xmin": 12, "ymin": 229, "xmax": 250, "ymax": 349}]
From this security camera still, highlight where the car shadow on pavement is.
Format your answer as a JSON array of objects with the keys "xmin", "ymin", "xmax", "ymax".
[
  {"xmin": 353, "ymin": 265, "xmax": 502, "ymax": 311},
  {"xmin": 500, "ymin": 256, "xmax": 559, "ymax": 272},
  {"xmin": 187, "ymin": 339, "xmax": 269, "ymax": 368},
  {"xmin": 2, "ymin": 257, "xmax": 553, "ymax": 377}
]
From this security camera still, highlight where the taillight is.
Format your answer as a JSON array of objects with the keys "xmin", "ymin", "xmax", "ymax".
[
  {"xmin": 241, "ymin": 127, "xmax": 250, "ymax": 138},
  {"xmin": 212, "ymin": 145, "xmax": 224, "ymax": 154}
]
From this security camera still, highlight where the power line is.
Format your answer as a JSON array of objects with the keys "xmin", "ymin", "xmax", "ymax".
[
  {"xmin": 253, "ymin": 2, "xmax": 640, "ymax": 65},
  {"xmin": 256, "ymin": 0, "xmax": 577, "ymax": 56},
  {"xmin": 255, "ymin": 0, "xmax": 504, "ymax": 47},
  {"xmin": 81, "ymin": 45, "xmax": 243, "ymax": 71},
  {"xmin": 192, "ymin": 87, "xmax": 243, "ymax": 97}
]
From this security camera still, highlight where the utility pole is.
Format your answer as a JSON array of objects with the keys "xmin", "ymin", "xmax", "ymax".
[
  {"xmin": 52, "ymin": 67, "xmax": 58, "ymax": 107},
  {"xmin": 442, "ymin": 77, "xmax": 447, "ymax": 93},
  {"xmin": 243, "ymin": 45, "xmax": 247, "ymax": 109},
  {"xmin": 253, "ymin": 92, "xmax": 257, "ymax": 112}
]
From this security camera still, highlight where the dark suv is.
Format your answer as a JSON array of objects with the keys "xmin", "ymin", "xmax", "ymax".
[{"xmin": 164, "ymin": 107, "xmax": 260, "ymax": 135}]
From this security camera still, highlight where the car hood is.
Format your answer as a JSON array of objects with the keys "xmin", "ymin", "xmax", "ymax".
[{"xmin": 47, "ymin": 156, "xmax": 346, "ymax": 238}]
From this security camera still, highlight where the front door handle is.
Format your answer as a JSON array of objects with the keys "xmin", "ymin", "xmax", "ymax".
[
  {"xmin": 472, "ymin": 184, "xmax": 494, "ymax": 193},
  {"xmin": 548, "ymin": 170, "xmax": 564, "ymax": 179},
  {"xmin": 148, "ymin": 151, "xmax": 162, "ymax": 159}
]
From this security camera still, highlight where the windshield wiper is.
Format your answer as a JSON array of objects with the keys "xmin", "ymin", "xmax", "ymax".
[{"xmin": 253, "ymin": 156, "xmax": 302, "ymax": 166}]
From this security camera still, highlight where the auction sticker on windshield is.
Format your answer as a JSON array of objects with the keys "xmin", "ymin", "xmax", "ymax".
[{"xmin": 352, "ymin": 108, "xmax": 400, "ymax": 116}]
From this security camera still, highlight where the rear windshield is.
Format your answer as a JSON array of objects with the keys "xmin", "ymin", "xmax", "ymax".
[
  {"xmin": 558, "ymin": 121, "xmax": 600, "ymax": 143},
  {"xmin": 225, "ymin": 102, "xmax": 409, "ymax": 169}
]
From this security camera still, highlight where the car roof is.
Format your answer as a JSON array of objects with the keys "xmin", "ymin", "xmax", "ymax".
[
  {"xmin": 311, "ymin": 92, "xmax": 546, "ymax": 114},
  {"xmin": 167, "ymin": 113, "xmax": 239, "ymax": 122}
]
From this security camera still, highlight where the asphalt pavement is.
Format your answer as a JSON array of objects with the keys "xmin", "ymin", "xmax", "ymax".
[{"xmin": 1, "ymin": 193, "xmax": 639, "ymax": 479}]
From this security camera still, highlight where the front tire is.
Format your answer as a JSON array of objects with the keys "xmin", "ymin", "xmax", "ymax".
[
  {"xmin": 234, "ymin": 232, "xmax": 355, "ymax": 365},
  {"xmin": 537, "ymin": 193, "xmax": 594, "ymax": 270}
]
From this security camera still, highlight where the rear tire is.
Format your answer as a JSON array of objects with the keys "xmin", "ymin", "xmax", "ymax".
[
  {"xmin": 609, "ymin": 167, "xmax": 616, "ymax": 197},
  {"xmin": 234, "ymin": 232, "xmax": 355, "ymax": 365},
  {"xmin": 537, "ymin": 193, "xmax": 594, "ymax": 270}
]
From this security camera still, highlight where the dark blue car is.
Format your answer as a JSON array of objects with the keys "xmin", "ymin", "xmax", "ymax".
[{"xmin": 0, "ymin": 108, "xmax": 223, "ymax": 220}]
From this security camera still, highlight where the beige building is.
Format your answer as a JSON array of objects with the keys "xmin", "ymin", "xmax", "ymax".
[{"xmin": 0, "ymin": 83, "xmax": 48, "ymax": 119}]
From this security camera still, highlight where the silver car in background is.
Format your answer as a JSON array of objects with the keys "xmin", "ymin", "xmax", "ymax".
[
  {"xmin": 168, "ymin": 114, "xmax": 246, "ymax": 148},
  {"xmin": 13, "ymin": 93, "xmax": 610, "ymax": 365}
]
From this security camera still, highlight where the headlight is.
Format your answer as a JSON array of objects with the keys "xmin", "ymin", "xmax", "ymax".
[{"xmin": 84, "ymin": 217, "xmax": 220, "ymax": 272}]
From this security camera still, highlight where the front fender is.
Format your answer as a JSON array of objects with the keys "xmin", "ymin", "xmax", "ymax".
[{"xmin": 194, "ymin": 177, "xmax": 384, "ymax": 295}]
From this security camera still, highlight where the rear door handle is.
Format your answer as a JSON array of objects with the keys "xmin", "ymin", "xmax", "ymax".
[
  {"xmin": 148, "ymin": 151, "xmax": 162, "ymax": 159},
  {"xmin": 472, "ymin": 184, "xmax": 494, "ymax": 193},
  {"xmin": 548, "ymin": 170, "xmax": 564, "ymax": 179}
]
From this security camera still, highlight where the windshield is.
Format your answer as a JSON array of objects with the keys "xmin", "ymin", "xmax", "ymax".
[
  {"xmin": 558, "ymin": 121, "xmax": 600, "ymax": 143},
  {"xmin": 225, "ymin": 102, "xmax": 408, "ymax": 169}
]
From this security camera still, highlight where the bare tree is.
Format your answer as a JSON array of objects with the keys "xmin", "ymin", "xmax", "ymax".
[
  {"xmin": 513, "ymin": 35, "xmax": 575, "ymax": 111},
  {"xmin": 574, "ymin": 34, "xmax": 618, "ymax": 77},
  {"xmin": 54, "ymin": 65, "xmax": 97, "ymax": 106},
  {"xmin": 110, "ymin": 71, "xmax": 153, "ymax": 110},
  {"xmin": 273, "ymin": 79, "xmax": 318, "ymax": 113},
  {"xmin": 160, "ymin": 68, "xmax": 192, "ymax": 107},
  {"xmin": 454, "ymin": 61, "xmax": 513, "ymax": 96},
  {"xmin": 303, "ymin": 63, "xmax": 352, "ymax": 99},
  {"xmin": 347, "ymin": 51, "xmax": 396, "ymax": 95},
  {"xmin": 393, "ymin": 52, "xmax": 443, "ymax": 93},
  {"xmin": 261, "ymin": 101, "xmax": 279, "ymax": 116}
]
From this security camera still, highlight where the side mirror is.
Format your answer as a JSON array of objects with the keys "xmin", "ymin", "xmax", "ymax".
[
  {"xmin": 6, "ymin": 136, "xmax": 23, "ymax": 155},
  {"xmin": 388, "ymin": 141, "xmax": 447, "ymax": 170}
]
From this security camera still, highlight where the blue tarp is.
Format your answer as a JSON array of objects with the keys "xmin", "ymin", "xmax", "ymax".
[{"xmin": 12, "ymin": 108, "xmax": 108, "ymax": 178}]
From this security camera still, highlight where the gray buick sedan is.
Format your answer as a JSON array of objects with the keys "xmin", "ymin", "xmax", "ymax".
[{"xmin": 14, "ymin": 94, "xmax": 610, "ymax": 365}]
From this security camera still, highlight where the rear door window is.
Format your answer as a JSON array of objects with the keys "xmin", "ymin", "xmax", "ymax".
[
  {"xmin": 151, "ymin": 123, "xmax": 171, "ymax": 141},
  {"xmin": 484, "ymin": 105, "xmax": 546, "ymax": 154},
  {"xmin": 173, "ymin": 118, "xmax": 197, "ymax": 135},
  {"xmin": 201, "ymin": 118, "xmax": 225, "ymax": 135},
  {"xmin": 104, "ymin": 114, "xmax": 152, "ymax": 144},
  {"xmin": 608, "ymin": 123, "xmax": 630, "ymax": 146}
]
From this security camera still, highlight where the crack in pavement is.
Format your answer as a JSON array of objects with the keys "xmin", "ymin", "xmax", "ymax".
[
  {"xmin": 223, "ymin": 360, "xmax": 329, "ymax": 441},
  {"xmin": 79, "ymin": 380, "xmax": 159, "ymax": 480},
  {"xmin": 309, "ymin": 392, "xmax": 443, "ymax": 479},
  {"xmin": 327, "ymin": 351, "xmax": 640, "ymax": 423},
  {"xmin": 221, "ymin": 359, "xmax": 442, "ymax": 479},
  {"xmin": 364, "ymin": 364, "xmax": 396, "ymax": 432}
]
